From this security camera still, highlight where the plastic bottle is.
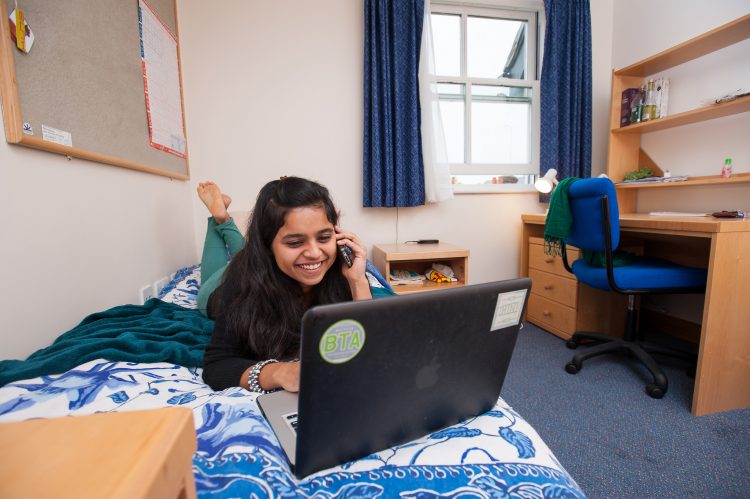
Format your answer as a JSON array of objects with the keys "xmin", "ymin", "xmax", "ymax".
[
  {"xmin": 642, "ymin": 80, "xmax": 657, "ymax": 122},
  {"xmin": 721, "ymin": 158, "xmax": 732, "ymax": 178}
]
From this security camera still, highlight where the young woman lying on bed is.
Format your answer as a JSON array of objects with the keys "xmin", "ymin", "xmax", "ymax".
[{"xmin": 198, "ymin": 177, "xmax": 394, "ymax": 393}]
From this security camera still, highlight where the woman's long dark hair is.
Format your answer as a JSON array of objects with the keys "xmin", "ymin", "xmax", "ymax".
[{"xmin": 210, "ymin": 177, "xmax": 352, "ymax": 359}]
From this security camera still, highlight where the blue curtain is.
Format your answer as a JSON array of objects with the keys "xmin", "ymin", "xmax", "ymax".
[
  {"xmin": 540, "ymin": 0, "xmax": 592, "ymax": 185},
  {"xmin": 363, "ymin": 0, "xmax": 425, "ymax": 207}
]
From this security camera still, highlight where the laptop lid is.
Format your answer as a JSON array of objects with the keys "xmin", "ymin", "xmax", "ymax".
[{"xmin": 260, "ymin": 278, "xmax": 530, "ymax": 478}]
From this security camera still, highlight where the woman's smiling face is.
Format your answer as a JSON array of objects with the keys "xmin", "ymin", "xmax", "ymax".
[{"xmin": 271, "ymin": 205, "xmax": 337, "ymax": 293}]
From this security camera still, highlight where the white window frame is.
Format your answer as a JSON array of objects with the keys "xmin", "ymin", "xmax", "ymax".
[{"xmin": 431, "ymin": 1, "xmax": 544, "ymax": 194}]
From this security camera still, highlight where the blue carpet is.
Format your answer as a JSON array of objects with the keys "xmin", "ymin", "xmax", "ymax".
[{"xmin": 502, "ymin": 323, "xmax": 750, "ymax": 498}]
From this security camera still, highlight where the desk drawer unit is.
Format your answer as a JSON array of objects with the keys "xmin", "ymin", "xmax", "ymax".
[
  {"xmin": 528, "ymin": 294, "xmax": 577, "ymax": 335},
  {"xmin": 525, "ymin": 236, "xmax": 627, "ymax": 341},
  {"xmin": 527, "ymin": 237, "xmax": 579, "ymax": 340}
]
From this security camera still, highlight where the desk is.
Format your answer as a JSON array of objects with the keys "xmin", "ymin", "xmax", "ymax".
[
  {"xmin": 520, "ymin": 213, "xmax": 750, "ymax": 416},
  {"xmin": 0, "ymin": 408, "xmax": 197, "ymax": 499}
]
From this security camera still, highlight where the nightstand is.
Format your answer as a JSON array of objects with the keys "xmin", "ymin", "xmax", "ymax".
[
  {"xmin": 372, "ymin": 242, "xmax": 469, "ymax": 294},
  {"xmin": 0, "ymin": 408, "xmax": 197, "ymax": 499}
]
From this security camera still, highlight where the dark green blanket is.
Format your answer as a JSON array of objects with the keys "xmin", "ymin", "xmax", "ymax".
[{"xmin": 0, "ymin": 299, "xmax": 214, "ymax": 387}]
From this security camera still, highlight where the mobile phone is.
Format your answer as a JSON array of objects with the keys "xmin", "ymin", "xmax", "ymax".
[
  {"xmin": 712, "ymin": 210, "xmax": 746, "ymax": 218},
  {"xmin": 338, "ymin": 245, "xmax": 353, "ymax": 267}
]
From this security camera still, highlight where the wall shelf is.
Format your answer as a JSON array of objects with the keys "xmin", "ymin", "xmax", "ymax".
[
  {"xmin": 614, "ymin": 14, "xmax": 750, "ymax": 77},
  {"xmin": 616, "ymin": 172, "xmax": 750, "ymax": 190},
  {"xmin": 606, "ymin": 13, "xmax": 750, "ymax": 213},
  {"xmin": 612, "ymin": 95, "xmax": 750, "ymax": 135}
]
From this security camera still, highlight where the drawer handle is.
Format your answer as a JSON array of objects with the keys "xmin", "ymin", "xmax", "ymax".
[
  {"xmin": 543, "ymin": 284, "xmax": 553, "ymax": 290},
  {"xmin": 543, "ymin": 310, "xmax": 551, "ymax": 316},
  {"xmin": 544, "ymin": 257, "xmax": 554, "ymax": 263}
]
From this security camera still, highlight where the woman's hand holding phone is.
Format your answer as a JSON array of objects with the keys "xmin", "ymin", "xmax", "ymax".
[{"xmin": 334, "ymin": 226, "xmax": 372, "ymax": 299}]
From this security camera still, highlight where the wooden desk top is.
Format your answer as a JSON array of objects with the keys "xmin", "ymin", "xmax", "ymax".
[
  {"xmin": 0, "ymin": 408, "xmax": 197, "ymax": 499},
  {"xmin": 522, "ymin": 212, "xmax": 750, "ymax": 234}
]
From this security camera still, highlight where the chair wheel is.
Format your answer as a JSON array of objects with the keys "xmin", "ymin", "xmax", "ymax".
[
  {"xmin": 566, "ymin": 339, "xmax": 578, "ymax": 349},
  {"xmin": 565, "ymin": 362, "xmax": 580, "ymax": 374},
  {"xmin": 646, "ymin": 383, "xmax": 665, "ymax": 399}
]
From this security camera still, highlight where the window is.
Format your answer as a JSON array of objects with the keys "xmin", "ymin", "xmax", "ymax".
[{"xmin": 430, "ymin": 3, "xmax": 542, "ymax": 193}]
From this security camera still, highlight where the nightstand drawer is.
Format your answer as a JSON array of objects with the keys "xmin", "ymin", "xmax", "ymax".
[
  {"xmin": 527, "ymin": 294, "xmax": 576, "ymax": 335},
  {"xmin": 529, "ymin": 268, "xmax": 578, "ymax": 308},
  {"xmin": 528, "ymin": 240, "xmax": 579, "ymax": 277}
]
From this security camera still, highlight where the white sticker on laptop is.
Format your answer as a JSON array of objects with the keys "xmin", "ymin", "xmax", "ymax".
[
  {"xmin": 491, "ymin": 289, "xmax": 527, "ymax": 331},
  {"xmin": 319, "ymin": 319, "xmax": 365, "ymax": 364}
]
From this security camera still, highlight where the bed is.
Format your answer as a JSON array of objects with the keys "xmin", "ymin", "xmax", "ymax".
[{"xmin": 0, "ymin": 265, "xmax": 585, "ymax": 498}]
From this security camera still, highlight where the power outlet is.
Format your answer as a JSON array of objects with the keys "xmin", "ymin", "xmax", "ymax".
[
  {"xmin": 139, "ymin": 285, "xmax": 154, "ymax": 304},
  {"xmin": 153, "ymin": 276, "xmax": 170, "ymax": 298}
]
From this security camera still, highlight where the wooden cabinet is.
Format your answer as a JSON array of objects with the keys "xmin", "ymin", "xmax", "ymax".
[
  {"xmin": 0, "ymin": 408, "xmax": 197, "ymax": 499},
  {"xmin": 526, "ymin": 237, "xmax": 580, "ymax": 339},
  {"xmin": 522, "ymin": 232, "xmax": 627, "ymax": 341},
  {"xmin": 607, "ymin": 14, "xmax": 750, "ymax": 213},
  {"xmin": 372, "ymin": 242, "xmax": 469, "ymax": 295}
]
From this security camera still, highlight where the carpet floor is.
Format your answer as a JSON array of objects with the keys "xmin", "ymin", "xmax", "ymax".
[{"xmin": 501, "ymin": 323, "xmax": 750, "ymax": 498}]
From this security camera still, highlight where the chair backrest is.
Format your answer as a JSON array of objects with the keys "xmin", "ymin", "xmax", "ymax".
[{"xmin": 565, "ymin": 178, "xmax": 620, "ymax": 252}]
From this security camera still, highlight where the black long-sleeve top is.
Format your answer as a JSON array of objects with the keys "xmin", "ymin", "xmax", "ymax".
[
  {"xmin": 201, "ymin": 314, "xmax": 256, "ymax": 391},
  {"xmin": 201, "ymin": 281, "xmax": 297, "ymax": 391}
]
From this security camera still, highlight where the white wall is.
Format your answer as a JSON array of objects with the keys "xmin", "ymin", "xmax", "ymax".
[
  {"xmin": 0, "ymin": 144, "xmax": 197, "ymax": 359},
  {"xmin": 591, "ymin": 0, "xmax": 614, "ymax": 177},
  {"xmin": 177, "ymin": 0, "xmax": 615, "ymax": 291},
  {"xmin": 612, "ymin": 0, "xmax": 750, "ymax": 213}
]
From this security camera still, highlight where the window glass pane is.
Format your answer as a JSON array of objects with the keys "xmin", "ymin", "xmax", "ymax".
[
  {"xmin": 471, "ymin": 85, "xmax": 531, "ymax": 164},
  {"xmin": 467, "ymin": 17, "xmax": 526, "ymax": 79},
  {"xmin": 451, "ymin": 175, "xmax": 534, "ymax": 185},
  {"xmin": 431, "ymin": 14, "xmax": 461, "ymax": 77},
  {"xmin": 437, "ymin": 83, "xmax": 465, "ymax": 164}
]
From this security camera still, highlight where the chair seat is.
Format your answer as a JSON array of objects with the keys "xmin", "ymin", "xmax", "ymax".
[{"xmin": 572, "ymin": 257, "xmax": 707, "ymax": 291}]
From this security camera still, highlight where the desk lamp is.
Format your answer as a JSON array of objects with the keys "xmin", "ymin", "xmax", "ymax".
[{"xmin": 534, "ymin": 169, "xmax": 558, "ymax": 194}]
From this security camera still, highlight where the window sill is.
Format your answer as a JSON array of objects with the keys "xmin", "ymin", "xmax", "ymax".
[{"xmin": 452, "ymin": 184, "xmax": 538, "ymax": 194}]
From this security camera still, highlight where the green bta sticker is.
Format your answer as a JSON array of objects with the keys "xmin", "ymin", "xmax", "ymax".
[{"xmin": 319, "ymin": 319, "xmax": 366, "ymax": 364}]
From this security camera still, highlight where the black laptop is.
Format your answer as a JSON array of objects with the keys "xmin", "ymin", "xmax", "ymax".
[{"xmin": 257, "ymin": 278, "xmax": 530, "ymax": 478}]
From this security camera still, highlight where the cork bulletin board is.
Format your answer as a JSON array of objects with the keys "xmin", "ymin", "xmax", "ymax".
[{"xmin": 0, "ymin": 0, "xmax": 189, "ymax": 179}]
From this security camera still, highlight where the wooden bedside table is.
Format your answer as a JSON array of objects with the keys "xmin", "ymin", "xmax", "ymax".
[
  {"xmin": 0, "ymin": 407, "xmax": 197, "ymax": 499},
  {"xmin": 372, "ymin": 242, "xmax": 469, "ymax": 294}
]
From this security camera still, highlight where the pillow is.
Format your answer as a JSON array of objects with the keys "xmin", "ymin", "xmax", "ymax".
[{"xmin": 158, "ymin": 265, "xmax": 201, "ymax": 308}]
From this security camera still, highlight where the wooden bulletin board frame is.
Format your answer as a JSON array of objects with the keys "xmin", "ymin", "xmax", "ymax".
[{"xmin": 0, "ymin": 0, "xmax": 189, "ymax": 179}]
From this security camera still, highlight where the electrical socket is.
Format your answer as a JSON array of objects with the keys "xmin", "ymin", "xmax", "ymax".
[
  {"xmin": 139, "ymin": 285, "xmax": 155, "ymax": 304},
  {"xmin": 154, "ymin": 276, "xmax": 170, "ymax": 298}
]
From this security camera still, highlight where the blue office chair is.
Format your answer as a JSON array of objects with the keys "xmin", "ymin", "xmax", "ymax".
[{"xmin": 559, "ymin": 178, "xmax": 707, "ymax": 398}]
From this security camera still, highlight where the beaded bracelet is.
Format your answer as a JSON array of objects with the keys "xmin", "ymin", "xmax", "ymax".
[{"xmin": 247, "ymin": 359, "xmax": 279, "ymax": 394}]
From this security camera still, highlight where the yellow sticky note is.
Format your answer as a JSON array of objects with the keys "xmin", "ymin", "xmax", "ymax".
[{"xmin": 15, "ymin": 9, "xmax": 25, "ymax": 52}]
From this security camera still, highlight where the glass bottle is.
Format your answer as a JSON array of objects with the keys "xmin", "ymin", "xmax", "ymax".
[
  {"xmin": 641, "ymin": 80, "xmax": 657, "ymax": 122},
  {"xmin": 630, "ymin": 88, "xmax": 643, "ymax": 124}
]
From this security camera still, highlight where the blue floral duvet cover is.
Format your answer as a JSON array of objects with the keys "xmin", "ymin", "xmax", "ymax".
[{"xmin": 0, "ymin": 359, "xmax": 583, "ymax": 498}]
